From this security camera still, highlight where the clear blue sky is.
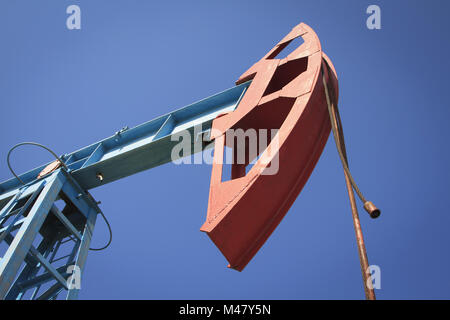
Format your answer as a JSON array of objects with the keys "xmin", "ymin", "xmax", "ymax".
[{"xmin": 1, "ymin": 0, "xmax": 449, "ymax": 299}]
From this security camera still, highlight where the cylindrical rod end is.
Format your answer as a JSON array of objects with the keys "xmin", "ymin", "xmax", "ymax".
[{"xmin": 364, "ymin": 201, "xmax": 380, "ymax": 219}]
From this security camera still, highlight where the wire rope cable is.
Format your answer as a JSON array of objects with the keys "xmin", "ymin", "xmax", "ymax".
[
  {"xmin": 321, "ymin": 62, "xmax": 380, "ymax": 218},
  {"xmin": 6, "ymin": 142, "xmax": 112, "ymax": 250}
]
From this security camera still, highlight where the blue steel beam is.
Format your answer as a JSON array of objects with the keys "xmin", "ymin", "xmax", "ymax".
[
  {"xmin": 5, "ymin": 235, "xmax": 57, "ymax": 300},
  {"xmin": 0, "ymin": 82, "xmax": 250, "ymax": 300},
  {"xmin": 50, "ymin": 205, "xmax": 82, "ymax": 241},
  {"xmin": 0, "ymin": 81, "xmax": 250, "ymax": 200},
  {"xmin": 1, "ymin": 169, "xmax": 102, "ymax": 300},
  {"xmin": 28, "ymin": 246, "xmax": 68, "ymax": 290},
  {"xmin": 66, "ymin": 207, "xmax": 97, "ymax": 300},
  {"xmin": 0, "ymin": 172, "xmax": 63, "ymax": 298}
]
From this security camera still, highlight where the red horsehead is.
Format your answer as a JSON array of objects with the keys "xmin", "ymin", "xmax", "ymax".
[{"xmin": 201, "ymin": 23, "xmax": 339, "ymax": 271}]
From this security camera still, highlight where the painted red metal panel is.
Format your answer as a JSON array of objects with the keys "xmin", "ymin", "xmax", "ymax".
[{"xmin": 201, "ymin": 23, "xmax": 339, "ymax": 271}]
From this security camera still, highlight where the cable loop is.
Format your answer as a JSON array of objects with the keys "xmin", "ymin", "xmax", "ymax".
[{"xmin": 6, "ymin": 142, "xmax": 112, "ymax": 250}]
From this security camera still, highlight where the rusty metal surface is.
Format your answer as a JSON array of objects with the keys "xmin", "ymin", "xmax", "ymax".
[
  {"xmin": 37, "ymin": 160, "xmax": 62, "ymax": 180},
  {"xmin": 322, "ymin": 61, "xmax": 376, "ymax": 300}
]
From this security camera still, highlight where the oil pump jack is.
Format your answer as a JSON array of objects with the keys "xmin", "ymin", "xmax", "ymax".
[{"xmin": 0, "ymin": 23, "xmax": 380, "ymax": 300}]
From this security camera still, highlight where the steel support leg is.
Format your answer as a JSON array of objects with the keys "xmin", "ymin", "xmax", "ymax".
[
  {"xmin": 0, "ymin": 170, "xmax": 100, "ymax": 300},
  {"xmin": 0, "ymin": 172, "xmax": 63, "ymax": 298}
]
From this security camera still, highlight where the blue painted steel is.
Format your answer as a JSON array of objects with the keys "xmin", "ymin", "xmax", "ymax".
[
  {"xmin": 50, "ymin": 205, "xmax": 82, "ymax": 241},
  {"xmin": 0, "ymin": 183, "xmax": 45, "ymax": 244},
  {"xmin": 0, "ymin": 82, "xmax": 250, "ymax": 299},
  {"xmin": 0, "ymin": 169, "xmax": 102, "ymax": 299},
  {"xmin": 0, "ymin": 81, "xmax": 250, "ymax": 199},
  {"xmin": 66, "ymin": 207, "xmax": 97, "ymax": 300},
  {"xmin": 0, "ymin": 172, "xmax": 64, "ymax": 298},
  {"xmin": 28, "ymin": 246, "xmax": 68, "ymax": 290}
]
